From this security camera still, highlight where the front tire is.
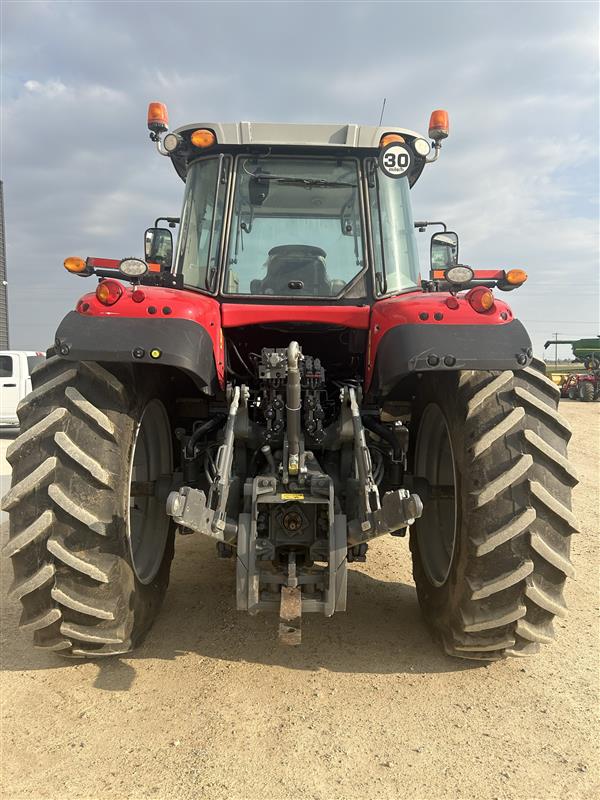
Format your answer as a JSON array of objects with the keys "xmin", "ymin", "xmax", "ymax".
[
  {"xmin": 2, "ymin": 357, "xmax": 175, "ymax": 657},
  {"xmin": 410, "ymin": 359, "xmax": 578, "ymax": 660}
]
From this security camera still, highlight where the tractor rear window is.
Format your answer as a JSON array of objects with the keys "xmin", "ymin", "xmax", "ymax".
[{"xmin": 225, "ymin": 156, "xmax": 365, "ymax": 297}]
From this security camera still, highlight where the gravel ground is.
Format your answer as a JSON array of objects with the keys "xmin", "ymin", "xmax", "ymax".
[{"xmin": 1, "ymin": 400, "xmax": 598, "ymax": 800}]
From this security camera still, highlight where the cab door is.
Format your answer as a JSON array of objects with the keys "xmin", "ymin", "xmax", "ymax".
[{"xmin": 0, "ymin": 353, "xmax": 20, "ymax": 425}]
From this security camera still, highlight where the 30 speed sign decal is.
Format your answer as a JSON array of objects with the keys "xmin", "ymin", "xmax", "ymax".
[{"xmin": 378, "ymin": 143, "xmax": 412, "ymax": 178}]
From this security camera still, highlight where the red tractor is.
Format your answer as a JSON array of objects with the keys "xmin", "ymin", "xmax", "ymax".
[
  {"xmin": 561, "ymin": 372, "xmax": 599, "ymax": 402},
  {"xmin": 3, "ymin": 105, "xmax": 577, "ymax": 660}
]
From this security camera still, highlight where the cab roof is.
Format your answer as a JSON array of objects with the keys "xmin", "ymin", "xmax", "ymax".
[{"xmin": 169, "ymin": 121, "xmax": 426, "ymax": 182}]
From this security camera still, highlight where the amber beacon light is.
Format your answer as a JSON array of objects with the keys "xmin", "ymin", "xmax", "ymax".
[
  {"xmin": 429, "ymin": 109, "xmax": 449, "ymax": 141},
  {"xmin": 147, "ymin": 102, "xmax": 169, "ymax": 133}
]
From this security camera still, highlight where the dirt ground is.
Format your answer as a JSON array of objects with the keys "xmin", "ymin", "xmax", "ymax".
[{"xmin": 1, "ymin": 400, "xmax": 598, "ymax": 800}]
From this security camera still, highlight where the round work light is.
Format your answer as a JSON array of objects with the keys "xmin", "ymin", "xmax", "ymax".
[
  {"xmin": 119, "ymin": 258, "xmax": 148, "ymax": 278},
  {"xmin": 444, "ymin": 265, "xmax": 474, "ymax": 285}
]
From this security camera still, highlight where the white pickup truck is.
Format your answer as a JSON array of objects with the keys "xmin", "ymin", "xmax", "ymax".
[{"xmin": 0, "ymin": 351, "xmax": 46, "ymax": 428}]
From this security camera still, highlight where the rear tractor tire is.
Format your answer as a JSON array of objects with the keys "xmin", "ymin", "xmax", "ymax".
[
  {"xmin": 2, "ymin": 357, "xmax": 175, "ymax": 657},
  {"xmin": 410, "ymin": 359, "xmax": 578, "ymax": 660},
  {"xmin": 579, "ymin": 381, "xmax": 594, "ymax": 402}
]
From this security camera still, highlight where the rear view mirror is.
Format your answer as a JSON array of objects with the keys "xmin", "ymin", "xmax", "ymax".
[
  {"xmin": 431, "ymin": 231, "xmax": 459, "ymax": 271},
  {"xmin": 144, "ymin": 227, "xmax": 173, "ymax": 271}
]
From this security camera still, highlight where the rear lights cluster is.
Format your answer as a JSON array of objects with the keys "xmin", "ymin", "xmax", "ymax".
[
  {"xmin": 94, "ymin": 281, "xmax": 147, "ymax": 307},
  {"xmin": 466, "ymin": 287, "xmax": 495, "ymax": 313},
  {"xmin": 96, "ymin": 279, "xmax": 123, "ymax": 306},
  {"xmin": 443, "ymin": 290, "xmax": 497, "ymax": 314}
]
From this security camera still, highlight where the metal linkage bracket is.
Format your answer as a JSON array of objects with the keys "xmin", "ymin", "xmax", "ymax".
[
  {"xmin": 166, "ymin": 485, "xmax": 215, "ymax": 537},
  {"xmin": 346, "ymin": 386, "xmax": 423, "ymax": 544},
  {"xmin": 166, "ymin": 385, "xmax": 247, "ymax": 539},
  {"xmin": 235, "ymin": 475, "xmax": 347, "ymax": 631}
]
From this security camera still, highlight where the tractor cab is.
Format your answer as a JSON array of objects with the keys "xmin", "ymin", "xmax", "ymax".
[{"xmin": 144, "ymin": 110, "xmax": 445, "ymax": 305}]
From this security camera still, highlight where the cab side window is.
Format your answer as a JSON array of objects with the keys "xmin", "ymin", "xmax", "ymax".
[{"xmin": 178, "ymin": 157, "xmax": 229, "ymax": 291}]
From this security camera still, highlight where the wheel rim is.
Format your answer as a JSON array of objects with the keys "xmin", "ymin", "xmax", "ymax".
[
  {"xmin": 414, "ymin": 403, "xmax": 458, "ymax": 587},
  {"xmin": 127, "ymin": 399, "xmax": 172, "ymax": 584}
]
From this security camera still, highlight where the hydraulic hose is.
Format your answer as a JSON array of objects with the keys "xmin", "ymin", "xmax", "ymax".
[
  {"xmin": 186, "ymin": 413, "xmax": 227, "ymax": 458},
  {"xmin": 362, "ymin": 415, "xmax": 403, "ymax": 461}
]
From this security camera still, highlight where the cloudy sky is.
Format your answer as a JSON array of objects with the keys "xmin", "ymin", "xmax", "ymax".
[{"xmin": 2, "ymin": 0, "xmax": 598, "ymax": 356}]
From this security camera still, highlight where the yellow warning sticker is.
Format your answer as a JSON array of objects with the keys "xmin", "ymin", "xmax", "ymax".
[{"xmin": 281, "ymin": 493, "xmax": 304, "ymax": 500}]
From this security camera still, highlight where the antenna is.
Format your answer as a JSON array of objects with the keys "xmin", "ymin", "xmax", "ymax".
[{"xmin": 378, "ymin": 97, "xmax": 387, "ymax": 127}]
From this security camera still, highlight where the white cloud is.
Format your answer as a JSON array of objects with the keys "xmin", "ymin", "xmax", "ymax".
[
  {"xmin": 24, "ymin": 78, "xmax": 67, "ymax": 97},
  {"xmin": 22, "ymin": 78, "xmax": 125, "ymax": 104}
]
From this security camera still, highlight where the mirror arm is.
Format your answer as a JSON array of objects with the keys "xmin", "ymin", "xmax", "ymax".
[
  {"xmin": 414, "ymin": 220, "xmax": 447, "ymax": 232},
  {"xmin": 152, "ymin": 133, "xmax": 170, "ymax": 157},
  {"xmin": 425, "ymin": 141, "xmax": 442, "ymax": 164},
  {"xmin": 154, "ymin": 217, "xmax": 180, "ymax": 228}
]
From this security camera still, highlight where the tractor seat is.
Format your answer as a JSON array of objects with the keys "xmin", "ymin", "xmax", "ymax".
[{"xmin": 251, "ymin": 245, "xmax": 331, "ymax": 296}]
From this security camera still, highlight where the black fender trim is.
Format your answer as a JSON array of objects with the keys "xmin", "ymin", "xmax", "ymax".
[
  {"xmin": 371, "ymin": 320, "xmax": 533, "ymax": 396},
  {"xmin": 55, "ymin": 312, "xmax": 218, "ymax": 393}
]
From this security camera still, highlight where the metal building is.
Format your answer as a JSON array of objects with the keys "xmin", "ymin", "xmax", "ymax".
[{"xmin": 0, "ymin": 181, "xmax": 8, "ymax": 348}]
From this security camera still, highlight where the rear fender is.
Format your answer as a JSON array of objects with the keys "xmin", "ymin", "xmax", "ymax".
[
  {"xmin": 367, "ymin": 292, "xmax": 532, "ymax": 396},
  {"xmin": 54, "ymin": 286, "xmax": 224, "ymax": 393}
]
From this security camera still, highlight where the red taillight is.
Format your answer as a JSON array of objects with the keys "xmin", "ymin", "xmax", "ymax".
[
  {"xmin": 96, "ymin": 279, "xmax": 123, "ymax": 306},
  {"xmin": 466, "ymin": 286, "xmax": 495, "ymax": 313},
  {"xmin": 131, "ymin": 289, "xmax": 145, "ymax": 303}
]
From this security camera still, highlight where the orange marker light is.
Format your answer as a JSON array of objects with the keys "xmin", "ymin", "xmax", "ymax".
[
  {"xmin": 147, "ymin": 102, "xmax": 169, "ymax": 133},
  {"xmin": 429, "ymin": 109, "xmax": 449, "ymax": 141},
  {"xmin": 190, "ymin": 129, "xmax": 217, "ymax": 148},
  {"xmin": 64, "ymin": 256, "xmax": 87, "ymax": 274},
  {"xmin": 379, "ymin": 133, "xmax": 405, "ymax": 148},
  {"xmin": 480, "ymin": 290, "xmax": 494, "ymax": 310},
  {"xmin": 505, "ymin": 269, "xmax": 528, "ymax": 286}
]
